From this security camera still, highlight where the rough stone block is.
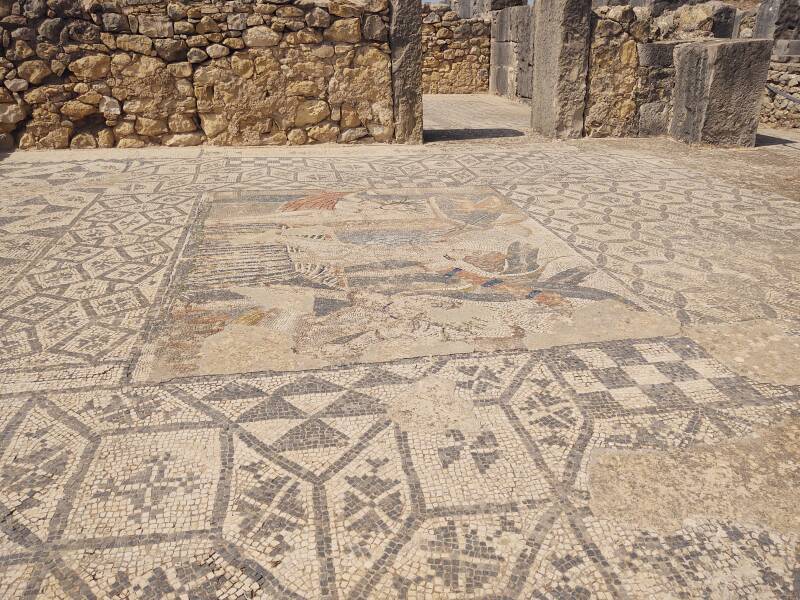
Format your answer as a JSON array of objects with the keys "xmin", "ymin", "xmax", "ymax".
[
  {"xmin": 531, "ymin": 0, "xmax": 592, "ymax": 138},
  {"xmin": 491, "ymin": 39, "xmax": 516, "ymax": 65},
  {"xmin": 490, "ymin": 64, "xmax": 511, "ymax": 95},
  {"xmin": 670, "ymin": 39, "xmax": 773, "ymax": 147},
  {"xmin": 637, "ymin": 41, "xmax": 684, "ymax": 67},
  {"xmin": 754, "ymin": 0, "xmax": 800, "ymax": 40},
  {"xmin": 451, "ymin": 0, "xmax": 472, "ymax": 18},
  {"xmin": 492, "ymin": 5, "xmax": 532, "ymax": 43},
  {"xmin": 773, "ymin": 39, "xmax": 800, "ymax": 55},
  {"xmin": 390, "ymin": 0, "xmax": 423, "ymax": 143}
]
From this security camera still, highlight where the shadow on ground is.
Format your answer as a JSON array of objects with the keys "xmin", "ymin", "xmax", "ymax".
[
  {"xmin": 755, "ymin": 132, "xmax": 799, "ymax": 147},
  {"xmin": 424, "ymin": 128, "xmax": 525, "ymax": 142}
]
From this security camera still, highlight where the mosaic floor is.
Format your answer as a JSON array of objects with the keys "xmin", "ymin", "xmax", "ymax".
[{"xmin": 1, "ymin": 122, "xmax": 799, "ymax": 598}]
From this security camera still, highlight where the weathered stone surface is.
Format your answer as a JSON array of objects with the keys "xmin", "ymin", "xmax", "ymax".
[
  {"xmin": 68, "ymin": 54, "xmax": 111, "ymax": 81},
  {"xmin": 670, "ymin": 39, "xmax": 773, "ymax": 146},
  {"xmin": 306, "ymin": 7, "xmax": 331, "ymax": 28},
  {"xmin": 637, "ymin": 40, "xmax": 683, "ymax": 67},
  {"xmin": 295, "ymin": 99, "xmax": 330, "ymax": 126},
  {"xmin": 69, "ymin": 131, "xmax": 96, "ymax": 148},
  {"xmin": 324, "ymin": 18, "xmax": 361, "ymax": 42},
  {"xmin": 206, "ymin": 44, "xmax": 230, "ymax": 59},
  {"xmin": 754, "ymin": 0, "xmax": 800, "ymax": 40},
  {"xmin": 489, "ymin": 5, "xmax": 532, "ymax": 100},
  {"xmin": 585, "ymin": 7, "xmax": 643, "ymax": 138},
  {"xmin": 0, "ymin": 102, "xmax": 26, "ymax": 125},
  {"xmin": 154, "ymin": 39, "xmax": 188, "ymax": 62},
  {"xmin": 116, "ymin": 35, "xmax": 154, "ymax": 55},
  {"xmin": 760, "ymin": 61, "xmax": 800, "ymax": 129},
  {"xmin": 0, "ymin": 0, "xmax": 401, "ymax": 148},
  {"xmin": 390, "ymin": 0, "xmax": 423, "ymax": 142},
  {"xmin": 531, "ymin": 0, "xmax": 592, "ymax": 138},
  {"xmin": 243, "ymin": 26, "xmax": 281, "ymax": 47},
  {"xmin": 163, "ymin": 131, "xmax": 203, "ymax": 146},
  {"xmin": 187, "ymin": 47, "xmax": 209, "ymax": 63},
  {"xmin": 60, "ymin": 100, "xmax": 95, "ymax": 120},
  {"xmin": 363, "ymin": 14, "xmax": 388, "ymax": 41},
  {"xmin": 423, "ymin": 5, "xmax": 491, "ymax": 94},
  {"xmin": 138, "ymin": 15, "xmax": 174, "ymax": 38},
  {"xmin": 17, "ymin": 59, "xmax": 51, "ymax": 83}
]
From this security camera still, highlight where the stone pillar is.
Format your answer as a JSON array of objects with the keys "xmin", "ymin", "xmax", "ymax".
[
  {"xmin": 670, "ymin": 39, "xmax": 773, "ymax": 147},
  {"xmin": 451, "ymin": 0, "xmax": 473, "ymax": 18},
  {"xmin": 390, "ymin": 0, "xmax": 423, "ymax": 143},
  {"xmin": 530, "ymin": 0, "xmax": 592, "ymax": 138},
  {"xmin": 754, "ymin": 0, "xmax": 800, "ymax": 41},
  {"xmin": 490, "ymin": 5, "xmax": 535, "ymax": 100}
]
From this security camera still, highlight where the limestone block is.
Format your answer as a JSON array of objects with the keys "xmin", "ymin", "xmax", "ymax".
[
  {"xmin": 68, "ymin": 54, "xmax": 111, "ymax": 81},
  {"xmin": 306, "ymin": 8, "xmax": 331, "ymax": 28},
  {"xmin": 637, "ymin": 40, "xmax": 684, "ymax": 67},
  {"xmin": 69, "ymin": 131, "xmax": 96, "ymax": 148},
  {"xmin": 0, "ymin": 102, "xmax": 26, "ymax": 125},
  {"xmin": 489, "ymin": 64, "xmax": 511, "ymax": 95},
  {"xmin": 308, "ymin": 122, "xmax": 340, "ymax": 141},
  {"xmin": 492, "ymin": 4, "xmax": 532, "ymax": 43},
  {"xmin": 295, "ymin": 100, "xmax": 330, "ymax": 126},
  {"xmin": 206, "ymin": 44, "xmax": 230, "ymax": 59},
  {"xmin": 187, "ymin": 48, "xmax": 209, "ymax": 63},
  {"xmin": 670, "ymin": 39, "xmax": 773, "ymax": 146},
  {"xmin": 363, "ymin": 15, "xmax": 388, "ymax": 41},
  {"xmin": 102, "ymin": 13, "xmax": 129, "ymax": 34},
  {"xmin": 531, "ymin": 0, "xmax": 592, "ymax": 138},
  {"xmin": 754, "ymin": 0, "xmax": 800, "ymax": 40},
  {"xmin": 243, "ymin": 26, "xmax": 281, "ymax": 47},
  {"xmin": 60, "ymin": 100, "xmax": 96, "ymax": 120},
  {"xmin": 18, "ymin": 59, "xmax": 51, "ymax": 83},
  {"xmin": 390, "ymin": 0, "xmax": 423, "ymax": 143},
  {"xmin": 154, "ymin": 39, "xmax": 188, "ymax": 62},
  {"xmin": 99, "ymin": 96, "xmax": 121, "ymax": 116},
  {"xmin": 162, "ymin": 131, "xmax": 203, "ymax": 146},
  {"xmin": 324, "ymin": 18, "xmax": 361, "ymax": 42},
  {"xmin": 138, "ymin": 15, "xmax": 174, "ymax": 38},
  {"xmin": 116, "ymin": 35, "xmax": 154, "ymax": 55}
]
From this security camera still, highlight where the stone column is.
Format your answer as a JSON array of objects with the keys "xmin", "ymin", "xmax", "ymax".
[
  {"xmin": 670, "ymin": 39, "xmax": 773, "ymax": 147},
  {"xmin": 390, "ymin": 0, "xmax": 423, "ymax": 143},
  {"xmin": 530, "ymin": 0, "xmax": 592, "ymax": 138}
]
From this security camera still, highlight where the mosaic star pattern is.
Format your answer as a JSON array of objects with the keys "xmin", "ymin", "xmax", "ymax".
[
  {"xmin": 1, "ymin": 137, "xmax": 799, "ymax": 598},
  {"xmin": 1, "ymin": 338, "xmax": 798, "ymax": 598}
]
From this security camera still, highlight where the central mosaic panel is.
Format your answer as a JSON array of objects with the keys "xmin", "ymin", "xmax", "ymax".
[{"xmin": 141, "ymin": 187, "xmax": 628, "ymax": 380}]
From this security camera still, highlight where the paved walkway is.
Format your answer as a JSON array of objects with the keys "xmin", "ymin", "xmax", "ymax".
[
  {"xmin": 0, "ymin": 115, "xmax": 799, "ymax": 598},
  {"xmin": 424, "ymin": 93, "xmax": 530, "ymax": 142}
]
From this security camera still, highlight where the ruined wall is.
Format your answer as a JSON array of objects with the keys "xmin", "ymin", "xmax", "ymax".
[
  {"xmin": 761, "ymin": 60, "xmax": 800, "ymax": 128},
  {"xmin": 489, "ymin": 4, "xmax": 533, "ymax": 101},
  {"xmin": 585, "ymin": 2, "xmax": 775, "ymax": 138},
  {"xmin": 0, "ymin": 0, "xmax": 410, "ymax": 150},
  {"xmin": 421, "ymin": 4, "xmax": 490, "ymax": 93},
  {"xmin": 585, "ymin": 5, "xmax": 667, "ymax": 137},
  {"xmin": 652, "ymin": 0, "xmax": 737, "ymax": 37}
]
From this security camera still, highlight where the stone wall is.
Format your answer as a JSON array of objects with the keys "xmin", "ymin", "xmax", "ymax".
[
  {"xmin": 586, "ymin": 5, "xmax": 666, "ymax": 137},
  {"xmin": 0, "ymin": 0, "xmax": 423, "ymax": 150},
  {"xmin": 584, "ymin": 3, "xmax": 773, "ymax": 142},
  {"xmin": 489, "ymin": 4, "xmax": 533, "ymax": 101},
  {"xmin": 421, "ymin": 4, "xmax": 490, "ymax": 93},
  {"xmin": 761, "ymin": 60, "xmax": 800, "ymax": 127},
  {"xmin": 652, "ymin": 0, "xmax": 736, "ymax": 37}
]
